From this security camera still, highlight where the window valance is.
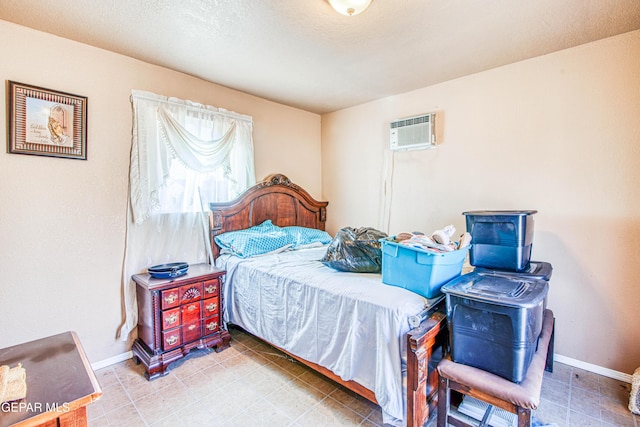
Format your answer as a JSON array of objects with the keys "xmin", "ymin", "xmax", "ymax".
[{"xmin": 129, "ymin": 90, "xmax": 254, "ymax": 224}]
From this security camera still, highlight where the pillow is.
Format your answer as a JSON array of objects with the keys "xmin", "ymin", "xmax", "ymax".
[
  {"xmin": 214, "ymin": 220, "xmax": 295, "ymax": 258},
  {"xmin": 220, "ymin": 243, "xmax": 294, "ymax": 257},
  {"xmin": 283, "ymin": 226, "xmax": 332, "ymax": 248},
  {"xmin": 292, "ymin": 241, "xmax": 326, "ymax": 250}
]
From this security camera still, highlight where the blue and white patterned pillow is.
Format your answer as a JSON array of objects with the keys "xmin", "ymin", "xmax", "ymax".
[
  {"xmin": 214, "ymin": 220, "xmax": 295, "ymax": 258},
  {"xmin": 283, "ymin": 226, "xmax": 332, "ymax": 248}
]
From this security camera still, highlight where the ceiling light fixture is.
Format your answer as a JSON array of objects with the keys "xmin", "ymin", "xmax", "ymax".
[{"xmin": 327, "ymin": 0, "xmax": 373, "ymax": 16}]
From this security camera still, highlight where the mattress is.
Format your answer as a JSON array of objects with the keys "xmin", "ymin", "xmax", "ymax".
[{"xmin": 216, "ymin": 246, "xmax": 430, "ymax": 426}]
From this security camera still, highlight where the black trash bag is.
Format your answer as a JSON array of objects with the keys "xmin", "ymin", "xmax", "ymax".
[{"xmin": 320, "ymin": 227, "xmax": 388, "ymax": 273}]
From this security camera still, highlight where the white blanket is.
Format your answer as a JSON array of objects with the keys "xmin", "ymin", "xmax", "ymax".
[{"xmin": 216, "ymin": 247, "xmax": 429, "ymax": 426}]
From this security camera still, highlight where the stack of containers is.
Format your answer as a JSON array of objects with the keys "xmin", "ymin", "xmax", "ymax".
[{"xmin": 441, "ymin": 210, "xmax": 552, "ymax": 383}]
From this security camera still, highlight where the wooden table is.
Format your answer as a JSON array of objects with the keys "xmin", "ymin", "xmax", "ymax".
[{"xmin": 0, "ymin": 331, "xmax": 102, "ymax": 427}]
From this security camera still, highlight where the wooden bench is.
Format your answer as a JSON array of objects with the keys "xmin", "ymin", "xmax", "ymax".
[{"xmin": 437, "ymin": 308, "xmax": 555, "ymax": 427}]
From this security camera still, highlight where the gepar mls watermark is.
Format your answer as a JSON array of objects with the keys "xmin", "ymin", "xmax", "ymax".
[{"xmin": 1, "ymin": 401, "xmax": 70, "ymax": 413}]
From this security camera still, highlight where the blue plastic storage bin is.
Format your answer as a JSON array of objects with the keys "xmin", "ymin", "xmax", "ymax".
[
  {"xmin": 380, "ymin": 239, "xmax": 469, "ymax": 298},
  {"xmin": 463, "ymin": 210, "xmax": 537, "ymax": 271}
]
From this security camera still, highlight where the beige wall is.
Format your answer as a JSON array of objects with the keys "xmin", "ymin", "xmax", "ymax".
[
  {"xmin": 0, "ymin": 20, "xmax": 322, "ymax": 362},
  {"xmin": 322, "ymin": 30, "xmax": 640, "ymax": 374},
  {"xmin": 2, "ymin": 17, "xmax": 638, "ymax": 377}
]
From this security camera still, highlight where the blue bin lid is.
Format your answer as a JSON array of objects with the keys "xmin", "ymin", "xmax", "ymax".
[{"xmin": 441, "ymin": 271, "xmax": 548, "ymax": 308}]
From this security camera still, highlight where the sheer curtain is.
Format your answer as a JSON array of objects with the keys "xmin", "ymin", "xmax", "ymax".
[{"xmin": 119, "ymin": 90, "xmax": 255, "ymax": 340}]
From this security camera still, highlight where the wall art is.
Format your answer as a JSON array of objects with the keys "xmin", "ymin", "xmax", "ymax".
[{"xmin": 7, "ymin": 81, "xmax": 87, "ymax": 160}]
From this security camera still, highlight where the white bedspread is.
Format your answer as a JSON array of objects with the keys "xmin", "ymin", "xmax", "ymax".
[{"xmin": 216, "ymin": 246, "xmax": 429, "ymax": 426}]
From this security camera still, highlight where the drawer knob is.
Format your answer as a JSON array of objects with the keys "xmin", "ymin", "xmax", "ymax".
[
  {"xmin": 165, "ymin": 314, "xmax": 178, "ymax": 325},
  {"xmin": 206, "ymin": 303, "xmax": 217, "ymax": 311},
  {"xmin": 166, "ymin": 335, "xmax": 178, "ymax": 345},
  {"xmin": 187, "ymin": 304, "xmax": 197, "ymax": 312},
  {"xmin": 205, "ymin": 284, "xmax": 217, "ymax": 293},
  {"xmin": 188, "ymin": 324, "xmax": 197, "ymax": 331},
  {"xmin": 164, "ymin": 294, "xmax": 178, "ymax": 304}
]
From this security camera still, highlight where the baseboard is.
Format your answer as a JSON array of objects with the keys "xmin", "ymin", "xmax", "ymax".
[
  {"xmin": 89, "ymin": 350, "xmax": 633, "ymax": 384},
  {"xmin": 91, "ymin": 351, "xmax": 133, "ymax": 371},
  {"xmin": 554, "ymin": 354, "xmax": 633, "ymax": 383}
]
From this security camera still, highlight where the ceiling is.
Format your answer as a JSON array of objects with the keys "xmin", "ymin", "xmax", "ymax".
[{"xmin": 1, "ymin": 0, "xmax": 639, "ymax": 114}]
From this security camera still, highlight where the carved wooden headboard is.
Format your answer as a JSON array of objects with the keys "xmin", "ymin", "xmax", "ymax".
[{"xmin": 209, "ymin": 174, "xmax": 328, "ymax": 259}]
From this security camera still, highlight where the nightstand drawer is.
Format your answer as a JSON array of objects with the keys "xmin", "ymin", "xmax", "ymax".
[
  {"xmin": 161, "ymin": 288, "xmax": 180, "ymax": 309},
  {"xmin": 162, "ymin": 308, "xmax": 181, "ymax": 330},
  {"xmin": 203, "ymin": 279, "xmax": 219, "ymax": 297},
  {"xmin": 181, "ymin": 301, "xmax": 201, "ymax": 324},
  {"xmin": 203, "ymin": 297, "xmax": 219, "ymax": 317},
  {"xmin": 162, "ymin": 329, "xmax": 181, "ymax": 351},
  {"xmin": 180, "ymin": 282, "xmax": 203, "ymax": 303},
  {"xmin": 182, "ymin": 321, "xmax": 201, "ymax": 343},
  {"xmin": 203, "ymin": 315, "xmax": 219, "ymax": 335}
]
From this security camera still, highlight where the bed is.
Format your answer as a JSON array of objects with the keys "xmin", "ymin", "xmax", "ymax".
[{"xmin": 209, "ymin": 174, "xmax": 447, "ymax": 427}]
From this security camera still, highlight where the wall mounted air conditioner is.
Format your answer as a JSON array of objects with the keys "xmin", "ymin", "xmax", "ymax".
[{"xmin": 389, "ymin": 113, "xmax": 436, "ymax": 151}]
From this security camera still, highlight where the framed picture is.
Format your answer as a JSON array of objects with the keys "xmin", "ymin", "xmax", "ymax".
[{"xmin": 7, "ymin": 81, "xmax": 87, "ymax": 160}]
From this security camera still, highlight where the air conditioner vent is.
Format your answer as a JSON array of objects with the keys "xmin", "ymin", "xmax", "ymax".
[
  {"xmin": 390, "ymin": 115, "xmax": 431, "ymax": 129},
  {"xmin": 389, "ymin": 113, "xmax": 435, "ymax": 151}
]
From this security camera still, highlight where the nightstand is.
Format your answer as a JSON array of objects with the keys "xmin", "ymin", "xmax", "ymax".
[{"xmin": 131, "ymin": 263, "xmax": 231, "ymax": 379}]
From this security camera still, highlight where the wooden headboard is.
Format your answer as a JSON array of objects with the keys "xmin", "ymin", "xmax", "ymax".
[{"xmin": 209, "ymin": 174, "xmax": 328, "ymax": 259}]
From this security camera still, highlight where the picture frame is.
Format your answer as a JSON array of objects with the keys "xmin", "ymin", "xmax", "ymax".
[{"xmin": 7, "ymin": 81, "xmax": 87, "ymax": 160}]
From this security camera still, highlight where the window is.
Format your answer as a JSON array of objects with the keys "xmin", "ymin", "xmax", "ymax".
[
  {"xmin": 128, "ymin": 90, "xmax": 255, "ymax": 223},
  {"xmin": 156, "ymin": 162, "xmax": 232, "ymax": 213},
  {"xmin": 119, "ymin": 90, "xmax": 256, "ymax": 340}
]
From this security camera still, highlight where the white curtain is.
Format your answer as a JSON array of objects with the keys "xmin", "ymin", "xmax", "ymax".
[{"xmin": 119, "ymin": 90, "xmax": 256, "ymax": 340}]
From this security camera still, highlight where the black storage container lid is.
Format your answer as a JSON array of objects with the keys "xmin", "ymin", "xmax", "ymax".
[
  {"xmin": 462, "ymin": 210, "xmax": 538, "ymax": 216},
  {"xmin": 441, "ymin": 271, "xmax": 548, "ymax": 308},
  {"xmin": 473, "ymin": 261, "xmax": 553, "ymax": 281}
]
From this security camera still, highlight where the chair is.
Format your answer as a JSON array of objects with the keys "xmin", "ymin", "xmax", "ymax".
[{"xmin": 437, "ymin": 308, "xmax": 555, "ymax": 427}]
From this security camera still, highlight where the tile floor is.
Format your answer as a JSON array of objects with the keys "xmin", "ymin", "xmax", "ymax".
[{"xmin": 88, "ymin": 328, "xmax": 638, "ymax": 427}]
